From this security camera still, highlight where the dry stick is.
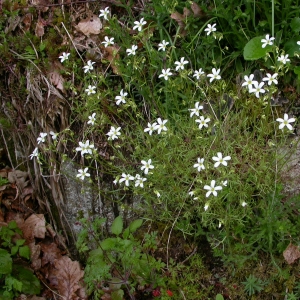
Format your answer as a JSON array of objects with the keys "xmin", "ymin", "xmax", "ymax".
[
  {"xmin": 40, "ymin": 278, "xmax": 67, "ymax": 300},
  {"xmin": 61, "ymin": 22, "xmax": 85, "ymax": 64},
  {"xmin": 1, "ymin": 128, "xmax": 15, "ymax": 169}
]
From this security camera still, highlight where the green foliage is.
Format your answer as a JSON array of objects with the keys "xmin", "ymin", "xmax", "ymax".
[
  {"xmin": 0, "ymin": 221, "xmax": 40, "ymax": 299},
  {"xmin": 242, "ymin": 274, "xmax": 266, "ymax": 296},
  {"xmin": 0, "ymin": 176, "xmax": 9, "ymax": 187},
  {"xmin": 216, "ymin": 294, "xmax": 224, "ymax": 300}
]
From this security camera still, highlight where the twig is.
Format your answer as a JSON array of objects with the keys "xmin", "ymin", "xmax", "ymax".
[{"xmin": 1, "ymin": 128, "xmax": 15, "ymax": 169}]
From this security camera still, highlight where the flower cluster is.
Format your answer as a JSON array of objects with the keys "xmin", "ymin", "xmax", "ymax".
[{"xmin": 144, "ymin": 118, "xmax": 168, "ymax": 135}]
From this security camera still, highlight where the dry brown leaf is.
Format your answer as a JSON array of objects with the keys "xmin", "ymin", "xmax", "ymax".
[
  {"xmin": 170, "ymin": 11, "xmax": 187, "ymax": 36},
  {"xmin": 76, "ymin": 15, "xmax": 102, "ymax": 36},
  {"xmin": 104, "ymin": 46, "xmax": 121, "ymax": 75},
  {"xmin": 22, "ymin": 13, "xmax": 33, "ymax": 31},
  {"xmin": 22, "ymin": 214, "xmax": 46, "ymax": 241},
  {"xmin": 48, "ymin": 70, "xmax": 65, "ymax": 93},
  {"xmin": 41, "ymin": 242, "xmax": 62, "ymax": 266},
  {"xmin": 183, "ymin": 7, "xmax": 191, "ymax": 18},
  {"xmin": 191, "ymin": 2, "xmax": 206, "ymax": 18},
  {"xmin": 283, "ymin": 243, "xmax": 300, "ymax": 264},
  {"xmin": 29, "ymin": 242, "xmax": 41, "ymax": 270},
  {"xmin": 53, "ymin": 256, "xmax": 84, "ymax": 300},
  {"xmin": 31, "ymin": 0, "xmax": 50, "ymax": 12},
  {"xmin": 35, "ymin": 18, "xmax": 45, "ymax": 37}
]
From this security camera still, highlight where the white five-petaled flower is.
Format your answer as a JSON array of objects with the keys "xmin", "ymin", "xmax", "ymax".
[
  {"xmin": 83, "ymin": 60, "xmax": 95, "ymax": 73},
  {"xmin": 29, "ymin": 147, "xmax": 38, "ymax": 159},
  {"xmin": 107, "ymin": 126, "xmax": 121, "ymax": 140},
  {"xmin": 193, "ymin": 157, "xmax": 205, "ymax": 172},
  {"xmin": 115, "ymin": 89, "xmax": 128, "ymax": 105},
  {"xmin": 241, "ymin": 201, "xmax": 247, "ymax": 207},
  {"xmin": 99, "ymin": 7, "xmax": 110, "ymax": 20},
  {"xmin": 102, "ymin": 36, "xmax": 114, "ymax": 48},
  {"xmin": 119, "ymin": 173, "xmax": 135, "ymax": 186},
  {"xmin": 87, "ymin": 113, "xmax": 96, "ymax": 125},
  {"xmin": 174, "ymin": 57, "xmax": 188, "ymax": 71},
  {"xmin": 195, "ymin": 116, "xmax": 210, "ymax": 129},
  {"xmin": 276, "ymin": 114, "xmax": 295, "ymax": 131},
  {"xmin": 204, "ymin": 23, "xmax": 217, "ymax": 36},
  {"xmin": 221, "ymin": 180, "xmax": 228, "ymax": 186},
  {"xmin": 133, "ymin": 17, "xmax": 147, "ymax": 32},
  {"xmin": 212, "ymin": 152, "xmax": 231, "ymax": 168},
  {"xmin": 144, "ymin": 122, "xmax": 157, "ymax": 135},
  {"xmin": 297, "ymin": 41, "xmax": 300, "ymax": 46},
  {"xmin": 77, "ymin": 167, "xmax": 90, "ymax": 181},
  {"xmin": 37, "ymin": 132, "xmax": 47, "ymax": 144},
  {"xmin": 189, "ymin": 102, "xmax": 203, "ymax": 117},
  {"xmin": 59, "ymin": 52, "xmax": 70, "ymax": 63},
  {"xmin": 158, "ymin": 40, "xmax": 169, "ymax": 51},
  {"xmin": 85, "ymin": 85, "xmax": 96, "ymax": 95},
  {"xmin": 207, "ymin": 68, "xmax": 221, "ymax": 82},
  {"xmin": 50, "ymin": 131, "xmax": 58, "ymax": 140},
  {"xmin": 261, "ymin": 34, "xmax": 275, "ymax": 48},
  {"xmin": 135, "ymin": 174, "xmax": 147, "ymax": 187},
  {"xmin": 159, "ymin": 68, "xmax": 172, "ymax": 80},
  {"xmin": 249, "ymin": 81, "xmax": 265, "ymax": 98},
  {"xmin": 141, "ymin": 159, "xmax": 154, "ymax": 174},
  {"xmin": 277, "ymin": 54, "xmax": 290, "ymax": 64},
  {"xmin": 155, "ymin": 118, "xmax": 168, "ymax": 134},
  {"xmin": 126, "ymin": 45, "xmax": 138, "ymax": 56},
  {"xmin": 193, "ymin": 68, "xmax": 205, "ymax": 80},
  {"xmin": 76, "ymin": 140, "xmax": 95, "ymax": 156},
  {"xmin": 241, "ymin": 74, "xmax": 258, "ymax": 90},
  {"xmin": 262, "ymin": 73, "xmax": 278, "ymax": 85},
  {"xmin": 204, "ymin": 180, "xmax": 222, "ymax": 197}
]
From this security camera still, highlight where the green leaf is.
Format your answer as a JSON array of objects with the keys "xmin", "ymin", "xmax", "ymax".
[
  {"xmin": 243, "ymin": 36, "xmax": 272, "ymax": 60},
  {"xmin": 294, "ymin": 66, "xmax": 300, "ymax": 80},
  {"xmin": 15, "ymin": 239, "xmax": 25, "ymax": 247},
  {"xmin": 284, "ymin": 38, "xmax": 300, "ymax": 58},
  {"xmin": 291, "ymin": 17, "xmax": 300, "ymax": 32},
  {"xmin": 8, "ymin": 221, "xmax": 17, "ymax": 230},
  {"xmin": 101, "ymin": 238, "xmax": 116, "ymax": 250},
  {"xmin": 111, "ymin": 216, "xmax": 123, "ymax": 236},
  {"xmin": 111, "ymin": 289, "xmax": 124, "ymax": 300},
  {"xmin": 13, "ymin": 265, "xmax": 40, "ymax": 294},
  {"xmin": 0, "ymin": 248, "xmax": 12, "ymax": 274},
  {"xmin": 19, "ymin": 246, "xmax": 30, "ymax": 260},
  {"xmin": 11, "ymin": 246, "xmax": 19, "ymax": 256},
  {"xmin": 216, "ymin": 294, "xmax": 224, "ymax": 300},
  {"xmin": 123, "ymin": 219, "xmax": 143, "ymax": 238}
]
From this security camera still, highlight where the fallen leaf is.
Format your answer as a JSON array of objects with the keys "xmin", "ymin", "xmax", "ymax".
[
  {"xmin": 48, "ymin": 70, "xmax": 65, "ymax": 93},
  {"xmin": 31, "ymin": 0, "xmax": 50, "ymax": 12},
  {"xmin": 104, "ymin": 46, "xmax": 121, "ymax": 75},
  {"xmin": 41, "ymin": 242, "xmax": 62, "ymax": 266},
  {"xmin": 29, "ymin": 242, "xmax": 41, "ymax": 270},
  {"xmin": 22, "ymin": 214, "xmax": 46, "ymax": 241},
  {"xmin": 76, "ymin": 15, "xmax": 102, "ymax": 36},
  {"xmin": 191, "ymin": 2, "xmax": 206, "ymax": 18},
  {"xmin": 53, "ymin": 256, "xmax": 84, "ymax": 299},
  {"xmin": 170, "ymin": 11, "xmax": 187, "ymax": 36},
  {"xmin": 22, "ymin": 13, "xmax": 33, "ymax": 31},
  {"xmin": 283, "ymin": 243, "xmax": 300, "ymax": 264},
  {"xmin": 35, "ymin": 18, "xmax": 45, "ymax": 37}
]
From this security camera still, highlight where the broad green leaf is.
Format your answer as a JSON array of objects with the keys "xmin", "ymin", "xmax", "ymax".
[
  {"xmin": 291, "ymin": 17, "xmax": 300, "ymax": 32},
  {"xmin": 284, "ymin": 38, "xmax": 300, "ymax": 58},
  {"xmin": 111, "ymin": 289, "xmax": 124, "ymax": 300},
  {"xmin": 11, "ymin": 246, "xmax": 18, "ymax": 256},
  {"xmin": 101, "ymin": 238, "xmax": 116, "ymax": 250},
  {"xmin": 19, "ymin": 246, "xmax": 30, "ymax": 260},
  {"xmin": 15, "ymin": 239, "xmax": 25, "ymax": 247},
  {"xmin": 111, "ymin": 216, "xmax": 123, "ymax": 236},
  {"xmin": 129, "ymin": 219, "xmax": 143, "ymax": 233},
  {"xmin": 0, "ymin": 248, "xmax": 12, "ymax": 274},
  {"xmin": 13, "ymin": 265, "xmax": 40, "ymax": 294},
  {"xmin": 294, "ymin": 66, "xmax": 300, "ymax": 80},
  {"xmin": 216, "ymin": 294, "xmax": 224, "ymax": 300},
  {"xmin": 8, "ymin": 221, "xmax": 18, "ymax": 230},
  {"xmin": 109, "ymin": 277, "xmax": 123, "ymax": 291},
  {"xmin": 243, "ymin": 36, "xmax": 272, "ymax": 60}
]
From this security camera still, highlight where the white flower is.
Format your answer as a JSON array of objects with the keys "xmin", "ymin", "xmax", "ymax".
[
  {"xmin": 119, "ymin": 173, "xmax": 135, "ymax": 186},
  {"xmin": 126, "ymin": 45, "xmax": 138, "ymax": 56},
  {"xmin": 204, "ymin": 23, "xmax": 217, "ymax": 36},
  {"xmin": 59, "ymin": 52, "xmax": 70, "ymax": 63},
  {"xmin": 144, "ymin": 122, "xmax": 157, "ymax": 135},
  {"xmin": 249, "ymin": 81, "xmax": 265, "ymax": 98},
  {"xmin": 241, "ymin": 201, "xmax": 247, "ymax": 207},
  {"xmin": 195, "ymin": 116, "xmax": 210, "ymax": 129},
  {"xmin": 158, "ymin": 40, "xmax": 169, "ymax": 51},
  {"xmin": 76, "ymin": 140, "xmax": 95, "ymax": 156},
  {"xmin": 189, "ymin": 102, "xmax": 203, "ymax": 117},
  {"xmin": 85, "ymin": 85, "xmax": 96, "ymax": 95},
  {"xmin": 113, "ymin": 177, "xmax": 119, "ymax": 185},
  {"xmin": 155, "ymin": 118, "xmax": 168, "ymax": 134},
  {"xmin": 261, "ymin": 34, "xmax": 275, "ymax": 48},
  {"xmin": 154, "ymin": 190, "xmax": 161, "ymax": 198},
  {"xmin": 277, "ymin": 54, "xmax": 290, "ymax": 64},
  {"xmin": 204, "ymin": 203, "xmax": 209, "ymax": 211},
  {"xmin": 193, "ymin": 157, "xmax": 205, "ymax": 172},
  {"xmin": 298, "ymin": 41, "xmax": 300, "ymax": 46},
  {"xmin": 174, "ymin": 57, "xmax": 188, "ymax": 71},
  {"xmin": 87, "ymin": 113, "xmax": 96, "ymax": 125},
  {"xmin": 276, "ymin": 114, "xmax": 295, "ymax": 131},
  {"xmin": 115, "ymin": 89, "xmax": 128, "ymax": 105},
  {"xmin": 49, "ymin": 131, "xmax": 58, "ymax": 140},
  {"xmin": 107, "ymin": 126, "xmax": 121, "ymax": 140},
  {"xmin": 141, "ymin": 159, "xmax": 154, "ymax": 175},
  {"xmin": 221, "ymin": 180, "xmax": 228, "ymax": 186},
  {"xmin": 37, "ymin": 132, "xmax": 47, "ymax": 144},
  {"xmin": 102, "ymin": 36, "xmax": 114, "ymax": 47},
  {"xmin": 212, "ymin": 152, "xmax": 231, "ymax": 167},
  {"xmin": 262, "ymin": 73, "xmax": 278, "ymax": 85},
  {"xmin": 241, "ymin": 74, "xmax": 258, "ymax": 90},
  {"xmin": 99, "ymin": 7, "xmax": 110, "ymax": 20},
  {"xmin": 204, "ymin": 180, "xmax": 222, "ymax": 197},
  {"xmin": 193, "ymin": 68, "xmax": 205, "ymax": 80},
  {"xmin": 133, "ymin": 17, "xmax": 147, "ymax": 32},
  {"xmin": 77, "ymin": 167, "xmax": 90, "ymax": 181},
  {"xmin": 135, "ymin": 174, "xmax": 147, "ymax": 187},
  {"xmin": 207, "ymin": 68, "xmax": 221, "ymax": 82},
  {"xmin": 188, "ymin": 191, "xmax": 194, "ymax": 197},
  {"xmin": 29, "ymin": 147, "xmax": 38, "ymax": 159},
  {"xmin": 83, "ymin": 60, "xmax": 95, "ymax": 73},
  {"xmin": 159, "ymin": 68, "xmax": 172, "ymax": 80}
]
